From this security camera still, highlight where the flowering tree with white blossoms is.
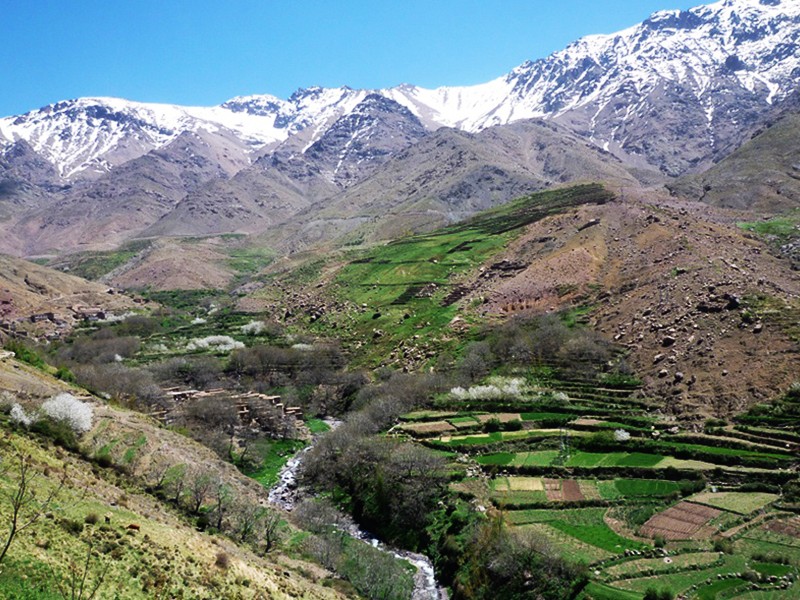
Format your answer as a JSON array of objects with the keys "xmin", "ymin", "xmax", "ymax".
[
  {"xmin": 10, "ymin": 393, "xmax": 94, "ymax": 435},
  {"xmin": 614, "ymin": 429, "xmax": 631, "ymax": 442}
]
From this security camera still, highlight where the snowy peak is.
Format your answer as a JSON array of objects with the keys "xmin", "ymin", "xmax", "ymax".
[
  {"xmin": 304, "ymin": 93, "xmax": 428, "ymax": 186},
  {"xmin": 1, "ymin": 0, "xmax": 799, "ymax": 180}
]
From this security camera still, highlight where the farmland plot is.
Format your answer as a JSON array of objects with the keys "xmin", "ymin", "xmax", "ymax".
[
  {"xmin": 690, "ymin": 491, "xmax": 779, "ymax": 515},
  {"xmin": 606, "ymin": 551, "xmax": 721, "ymax": 578},
  {"xmin": 764, "ymin": 515, "xmax": 800, "ymax": 539},
  {"xmin": 506, "ymin": 507, "xmax": 648, "ymax": 553},
  {"xmin": 398, "ymin": 420, "xmax": 455, "ymax": 435},
  {"xmin": 639, "ymin": 501, "xmax": 722, "ymax": 540}
]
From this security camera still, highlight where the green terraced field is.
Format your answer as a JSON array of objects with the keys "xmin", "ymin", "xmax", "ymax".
[
  {"xmin": 597, "ymin": 479, "xmax": 682, "ymax": 499},
  {"xmin": 506, "ymin": 507, "xmax": 649, "ymax": 553},
  {"xmin": 477, "ymin": 450, "xmax": 673, "ymax": 469}
]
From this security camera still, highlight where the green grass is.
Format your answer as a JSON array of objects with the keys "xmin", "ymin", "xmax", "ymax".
[
  {"xmin": 521, "ymin": 412, "xmax": 575, "ymax": 423},
  {"xmin": 696, "ymin": 578, "xmax": 747, "ymax": 600},
  {"xmin": 476, "ymin": 450, "xmax": 671, "ymax": 469},
  {"xmin": 612, "ymin": 479, "xmax": 681, "ymax": 498},
  {"xmin": 581, "ymin": 582, "xmax": 643, "ymax": 600},
  {"xmin": 565, "ymin": 452, "xmax": 665, "ymax": 468},
  {"xmin": 738, "ymin": 210, "xmax": 800, "ymax": 244},
  {"xmin": 520, "ymin": 523, "xmax": 611, "ymax": 564},
  {"xmin": 436, "ymin": 429, "xmax": 562, "ymax": 447},
  {"xmin": 753, "ymin": 562, "xmax": 793, "ymax": 577},
  {"xmin": 448, "ymin": 416, "xmax": 480, "ymax": 425},
  {"xmin": 491, "ymin": 490, "xmax": 549, "ymax": 504},
  {"xmin": 291, "ymin": 184, "xmax": 614, "ymax": 365},
  {"xmin": 476, "ymin": 452, "xmax": 515, "ymax": 466},
  {"xmin": 226, "ymin": 245, "xmax": 276, "ymax": 276},
  {"xmin": 657, "ymin": 441, "xmax": 790, "ymax": 462},
  {"xmin": 506, "ymin": 507, "xmax": 648, "ymax": 553},
  {"xmin": 244, "ymin": 438, "xmax": 306, "ymax": 488},
  {"xmin": 305, "ymin": 418, "xmax": 331, "ymax": 434},
  {"xmin": 50, "ymin": 239, "xmax": 151, "ymax": 280},
  {"xmin": 0, "ymin": 558, "xmax": 62, "ymax": 599},
  {"xmin": 689, "ymin": 491, "xmax": 779, "ymax": 515}
]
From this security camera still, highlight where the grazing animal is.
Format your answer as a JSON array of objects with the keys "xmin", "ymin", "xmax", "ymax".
[{"xmin": 126, "ymin": 523, "xmax": 140, "ymax": 531}]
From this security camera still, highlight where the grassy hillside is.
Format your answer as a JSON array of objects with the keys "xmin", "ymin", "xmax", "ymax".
[
  {"xmin": 0, "ymin": 358, "xmax": 347, "ymax": 600},
  {"xmin": 250, "ymin": 183, "xmax": 613, "ymax": 366}
]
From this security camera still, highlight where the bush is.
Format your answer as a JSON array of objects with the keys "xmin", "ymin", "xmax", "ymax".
[
  {"xmin": 713, "ymin": 538, "xmax": 733, "ymax": 554},
  {"xmin": 186, "ymin": 336, "xmax": 244, "ymax": 353},
  {"xmin": 484, "ymin": 418, "xmax": 502, "ymax": 433},
  {"xmin": 85, "ymin": 512, "xmax": 100, "ymax": 525},
  {"xmin": 644, "ymin": 587, "xmax": 674, "ymax": 600},
  {"xmin": 11, "ymin": 395, "xmax": 94, "ymax": 448},
  {"xmin": 4, "ymin": 340, "xmax": 47, "ymax": 369},
  {"xmin": 214, "ymin": 551, "xmax": 230, "ymax": 569},
  {"xmin": 60, "ymin": 518, "xmax": 84, "ymax": 535}
]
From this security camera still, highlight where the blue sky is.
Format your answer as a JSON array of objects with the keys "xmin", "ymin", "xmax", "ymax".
[{"xmin": 2, "ymin": 0, "xmax": 701, "ymax": 116}]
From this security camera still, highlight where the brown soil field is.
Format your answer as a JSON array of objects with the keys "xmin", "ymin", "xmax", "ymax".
[
  {"xmin": 579, "ymin": 480, "xmax": 601, "ymax": 500},
  {"xmin": 398, "ymin": 420, "xmax": 455, "ymax": 435},
  {"xmin": 475, "ymin": 413, "xmax": 521, "ymax": 423},
  {"xmin": 765, "ymin": 516, "xmax": 800, "ymax": 539},
  {"xmin": 544, "ymin": 478, "xmax": 563, "ymax": 501},
  {"xmin": 640, "ymin": 501, "xmax": 722, "ymax": 540},
  {"xmin": 562, "ymin": 479, "xmax": 584, "ymax": 502}
]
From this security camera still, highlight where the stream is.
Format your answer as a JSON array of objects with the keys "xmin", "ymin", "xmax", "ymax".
[{"xmin": 268, "ymin": 427, "xmax": 446, "ymax": 600}]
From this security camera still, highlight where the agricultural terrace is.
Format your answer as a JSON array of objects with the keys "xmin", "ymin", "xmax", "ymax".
[
  {"xmin": 267, "ymin": 184, "xmax": 615, "ymax": 365},
  {"xmin": 402, "ymin": 363, "xmax": 800, "ymax": 599}
]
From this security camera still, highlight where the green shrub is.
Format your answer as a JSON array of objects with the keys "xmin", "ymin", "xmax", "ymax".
[
  {"xmin": 60, "ymin": 518, "xmax": 84, "ymax": 535},
  {"xmin": 55, "ymin": 366, "xmax": 76, "ymax": 383},
  {"xmin": 484, "ymin": 418, "xmax": 502, "ymax": 433},
  {"xmin": 31, "ymin": 416, "xmax": 78, "ymax": 450},
  {"xmin": 4, "ymin": 340, "xmax": 47, "ymax": 369}
]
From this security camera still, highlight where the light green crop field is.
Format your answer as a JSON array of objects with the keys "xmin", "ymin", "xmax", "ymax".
[{"xmin": 689, "ymin": 491, "xmax": 779, "ymax": 515}]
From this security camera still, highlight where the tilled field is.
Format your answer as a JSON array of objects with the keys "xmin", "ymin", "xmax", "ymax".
[{"xmin": 640, "ymin": 501, "xmax": 721, "ymax": 540}]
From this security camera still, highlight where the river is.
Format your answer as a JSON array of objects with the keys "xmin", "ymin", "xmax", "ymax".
[{"xmin": 268, "ymin": 428, "xmax": 446, "ymax": 600}]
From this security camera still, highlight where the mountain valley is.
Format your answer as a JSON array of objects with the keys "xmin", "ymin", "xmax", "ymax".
[{"xmin": 1, "ymin": 1, "xmax": 800, "ymax": 599}]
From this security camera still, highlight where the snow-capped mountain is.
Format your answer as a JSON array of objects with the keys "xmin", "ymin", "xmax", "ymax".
[
  {"xmin": 1, "ymin": 0, "xmax": 797, "ymax": 181},
  {"xmin": 0, "ymin": 89, "xmax": 371, "ymax": 180}
]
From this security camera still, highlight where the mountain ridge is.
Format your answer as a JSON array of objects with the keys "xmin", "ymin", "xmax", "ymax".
[{"xmin": 2, "ymin": 0, "xmax": 797, "ymax": 180}]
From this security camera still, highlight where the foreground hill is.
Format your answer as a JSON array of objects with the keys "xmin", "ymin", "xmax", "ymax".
[{"xmin": 0, "ymin": 357, "xmax": 346, "ymax": 599}]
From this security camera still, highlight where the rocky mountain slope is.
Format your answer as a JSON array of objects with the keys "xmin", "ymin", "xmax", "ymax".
[
  {"xmin": 248, "ymin": 184, "xmax": 800, "ymax": 417},
  {"xmin": 2, "ymin": 0, "xmax": 796, "ymax": 181},
  {"xmin": 268, "ymin": 119, "xmax": 642, "ymax": 253},
  {"xmin": 8, "ymin": 130, "xmax": 253, "ymax": 254},
  {"xmin": 1, "ymin": 0, "xmax": 798, "ymax": 257},
  {"xmin": 668, "ymin": 102, "xmax": 800, "ymax": 212}
]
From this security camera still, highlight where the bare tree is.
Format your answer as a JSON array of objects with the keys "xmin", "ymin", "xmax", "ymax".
[
  {"xmin": 187, "ymin": 471, "xmax": 213, "ymax": 514},
  {"xmin": 0, "ymin": 451, "xmax": 66, "ymax": 564},
  {"xmin": 162, "ymin": 464, "xmax": 187, "ymax": 505},
  {"xmin": 50, "ymin": 536, "xmax": 110, "ymax": 600},
  {"xmin": 210, "ymin": 477, "xmax": 233, "ymax": 531},
  {"xmin": 232, "ymin": 502, "xmax": 262, "ymax": 544},
  {"xmin": 261, "ymin": 507, "xmax": 284, "ymax": 554}
]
